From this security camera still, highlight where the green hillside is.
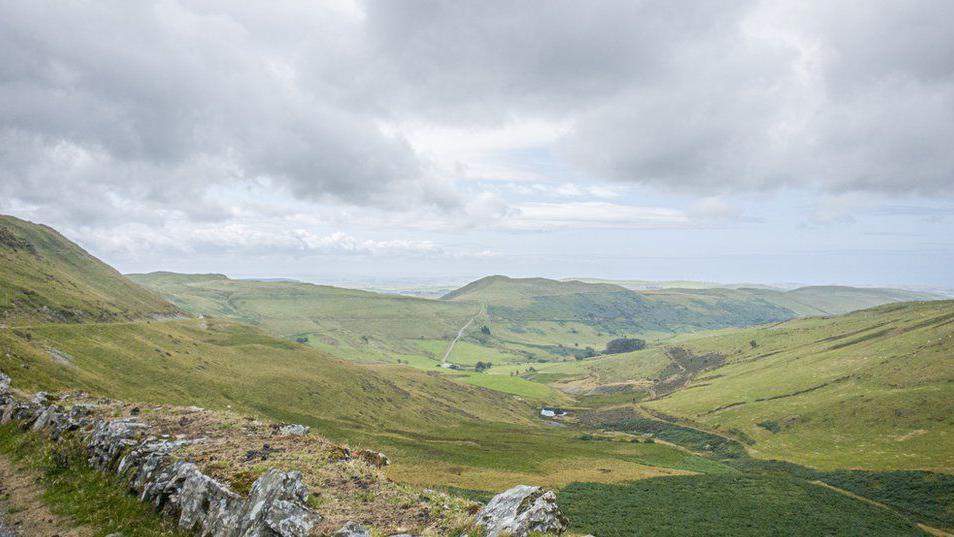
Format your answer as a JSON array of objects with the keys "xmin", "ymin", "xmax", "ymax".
[
  {"xmin": 544, "ymin": 300, "xmax": 954, "ymax": 473},
  {"xmin": 569, "ymin": 277, "xmax": 940, "ymax": 316},
  {"xmin": 0, "ymin": 215, "xmax": 179, "ymax": 324},
  {"xmin": 128, "ymin": 271, "xmax": 478, "ymax": 363}
]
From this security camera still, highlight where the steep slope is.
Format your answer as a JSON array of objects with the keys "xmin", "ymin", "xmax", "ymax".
[
  {"xmin": 570, "ymin": 300, "xmax": 954, "ymax": 472},
  {"xmin": 0, "ymin": 215, "xmax": 178, "ymax": 324}
]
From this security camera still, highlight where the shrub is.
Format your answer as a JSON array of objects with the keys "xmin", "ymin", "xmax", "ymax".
[{"xmin": 604, "ymin": 338, "xmax": 646, "ymax": 354}]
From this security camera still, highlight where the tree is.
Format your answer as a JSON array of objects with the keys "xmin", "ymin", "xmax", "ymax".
[
  {"xmin": 604, "ymin": 337, "xmax": 646, "ymax": 354},
  {"xmin": 475, "ymin": 361, "xmax": 487, "ymax": 372},
  {"xmin": 480, "ymin": 325, "xmax": 491, "ymax": 335}
]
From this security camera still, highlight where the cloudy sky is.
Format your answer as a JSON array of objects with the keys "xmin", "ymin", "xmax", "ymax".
[{"xmin": 2, "ymin": 0, "xmax": 953, "ymax": 288}]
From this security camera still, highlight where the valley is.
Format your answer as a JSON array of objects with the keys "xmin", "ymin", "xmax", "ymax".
[{"xmin": 1, "ymin": 214, "xmax": 952, "ymax": 536}]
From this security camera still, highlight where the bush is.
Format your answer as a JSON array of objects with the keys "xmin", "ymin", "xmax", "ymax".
[{"xmin": 604, "ymin": 338, "xmax": 646, "ymax": 354}]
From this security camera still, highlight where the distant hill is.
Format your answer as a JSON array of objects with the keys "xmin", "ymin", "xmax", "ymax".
[
  {"xmin": 566, "ymin": 277, "xmax": 941, "ymax": 315},
  {"xmin": 443, "ymin": 275, "xmax": 798, "ymax": 332},
  {"xmin": 0, "ymin": 215, "xmax": 179, "ymax": 324},
  {"xmin": 128, "ymin": 271, "xmax": 479, "ymax": 362}
]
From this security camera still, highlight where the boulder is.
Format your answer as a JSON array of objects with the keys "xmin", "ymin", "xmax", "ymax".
[
  {"xmin": 476, "ymin": 485, "xmax": 568, "ymax": 537},
  {"xmin": 334, "ymin": 521, "xmax": 371, "ymax": 537},
  {"xmin": 237, "ymin": 468, "xmax": 321, "ymax": 537},
  {"xmin": 88, "ymin": 418, "xmax": 151, "ymax": 470},
  {"xmin": 278, "ymin": 424, "xmax": 310, "ymax": 436},
  {"xmin": 0, "ymin": 370, "xmax": 10, "ymax": 394}
]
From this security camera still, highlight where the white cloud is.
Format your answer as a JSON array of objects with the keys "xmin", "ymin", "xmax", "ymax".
[{"xmin": 503, "ymin": 202, "xmax": 689, "ymax": 231}]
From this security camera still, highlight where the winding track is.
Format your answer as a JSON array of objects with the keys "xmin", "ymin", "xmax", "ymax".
[{"xmin": 441, "ymin": 311, "xmax": 480, "ymax": 365}]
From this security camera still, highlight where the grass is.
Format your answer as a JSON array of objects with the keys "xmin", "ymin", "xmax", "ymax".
[
  {"xmin": 415, "ymin": 339, "xmax": 526, "ymax": 366},
  {"xmin": 0, "ymin": 318, "xmax": 717, "ymax": 492},
  {"xmin": 0, "ymin": 214, "xmax": 178, "ymax": 325},
  {"xmin": 559, "ymin": 474, "xmax": 927, "ymax": 537},
  {"xmin": 457, "ymin": 372, "xmax": 569, "ymax": 402},
  {"xmin": 0, "ymin": 423, "xmax": 189, "ymax": 537},
  {"xmin": 643, "ymin": 300, "xmax": 954, "ymax": 472}
]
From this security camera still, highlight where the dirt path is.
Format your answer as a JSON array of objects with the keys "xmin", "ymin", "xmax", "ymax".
[
  {"xmin": 441, "ymin": 311, "xmax": 480, "ymax": 365},
  {"xmin": 0, "ymin": 454, "xmax": 88, "ymax": 537},
  {"xmin": 810, "ymin": 480, "xmax": 952, "ymax": 537}
]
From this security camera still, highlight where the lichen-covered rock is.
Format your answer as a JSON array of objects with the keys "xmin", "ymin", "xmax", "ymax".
[
  {"xmin": 334, "ymin": 521, "xmax": 371, "ymax": 537},
  {"xmin": 237, "ymin": 468, "xmax": 321, "ymax": 537},
  {"xmin": 172, "ymin": 462, "xmax": 244, "ymax": 536},
  {"xmin": 277, "ymin": 424, "xmax": 310, "ymax": 436},
  {"xmin": 475, "ymin": 485, "xmax": 568, "ymax": 537},
  {"xmin": 2, "ymin": 387, "xmax": 323, "ymax": 537},
  {"xmin": 0, "ymin": 370, "xmax": 10, "ymax": 394},
  {"xmin": 88, "ymin": 418, "xmax": 151, "ymax": 470}
]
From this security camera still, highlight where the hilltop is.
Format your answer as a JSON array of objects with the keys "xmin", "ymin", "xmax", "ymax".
[
  {"xmin": 0, "ymin": 215, "xmax": 179, "ymax": 324},
  {"xmin": 566, "ymin": 277, "xmax": 941, "ymax": 315}
]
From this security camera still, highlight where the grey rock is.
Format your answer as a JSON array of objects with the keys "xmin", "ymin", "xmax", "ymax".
[
  {"xmin": 277, "ymin": 424, "xmax": 310, "ymax": 436},
  {"xmin": 2, "ymin": 394, "xmax": 323, "ymax": 537},
  {"xmin": 237, "ymin": 468, "xmax": 321, "ymax": 537},
  {"xmin": 0, "ymin": 370, "xmax": 10, "ymax": 394},
  {"xmin": 476, "ymin": 485, "xmax": 568, "ymax": 537},
  {"xmin": 88, "ymin": 418, "xmax": 151, "ymax": 470},
  {"xmin": 31, "ymin": 391, "xmax": 52, "ymax": 405},
  {"xmin": 334, "ymin": 521, "xmax": 371, "ymax": 537}
]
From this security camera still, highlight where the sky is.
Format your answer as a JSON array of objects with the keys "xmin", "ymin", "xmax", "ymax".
[{"xmin": 2, "ymin": 0, "xmax": 953, "ymax": 288}]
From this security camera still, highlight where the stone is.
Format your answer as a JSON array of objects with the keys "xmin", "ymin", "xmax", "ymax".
[
  {"xmin": 88, "ymin": 418, "xmax": 151, "ymax": 470},
  {"xmin": 277, "ymin": 424, "xmax": 310, "ymax": 436},
  {"xmin": 0, "ymin": 370, "xmax": 10, "ymax": 394},
  {"xmin": 334, "ymin": 521, "xmax": 371, "ymax": 537},
  {"xmin": 355, "ymin": 449, "xmax": 390, "ymax": 468},
  {"xmin": 475, "ymin": 485, "xmax": 568, "ymax": 537},
  {"xmin": 32, "ymin": 391, "xmax": 53, "ymax": 405},
  {"xmin": 237, "ymin": 468, "xmax": 321, "ymax": 537}
]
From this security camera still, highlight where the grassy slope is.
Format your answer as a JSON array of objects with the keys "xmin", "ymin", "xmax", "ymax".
[
  {"xmin": 0, "ymin": 318, "xmax": 713, "ymax": 491},
  {"xmin": 0, "ymin": 215, "xmax": 178, "ymax": 324},
  {"xmin": 567, "ymin": 277, "xmax": 940, "ymax": 315},
  {"xmin": 640, "ymin": 301, "xmax": 954, "ymax": 472},
  {"xmin": 128, "ymin": 272, "xmax": 477, "ymax": 363}
]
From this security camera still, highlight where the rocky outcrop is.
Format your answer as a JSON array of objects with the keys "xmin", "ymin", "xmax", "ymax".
[
  {"xmin": 0, "ymin": 380, "xmax": 322, "ymax": 537},
  {"xmin": 0, "ymin": 373, "xmax": 564, "ymax": 537},
  {"xmin": 475, "ymin": 485, "xmax": 568, "ymax": 537}
]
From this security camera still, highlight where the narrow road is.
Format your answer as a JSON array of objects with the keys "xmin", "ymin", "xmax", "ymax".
[{"xmin": 442, "ymin": 312, "xmax": 480, "ymax": 365}]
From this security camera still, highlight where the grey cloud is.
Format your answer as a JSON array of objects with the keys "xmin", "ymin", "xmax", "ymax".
[
  {"xmin": 0, "ymin": 0, "xmax": 431, "ymax": 227},
  {"xmin": 364, "ymin": 0, "xmax": 954, "ymax": 194},
  {"xmin": 2, "ymin": 0, "xmax": 953, "ymax": 236}
]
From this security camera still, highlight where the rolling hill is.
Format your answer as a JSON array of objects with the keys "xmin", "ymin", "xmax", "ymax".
[
  {"xmin": 2, "ymin": 215, "xmax": 950, "ymax": 535},
  {"xmin": 527, "ymin": 300, "xmax": 954, "ymax": 473},
  {"xmin": 0, "ymin": 216, "xmax": 714, "ymax": 491},
  {"xmin": 0, "ymin": 215, "xmax": 179, "ymax": 324}
]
